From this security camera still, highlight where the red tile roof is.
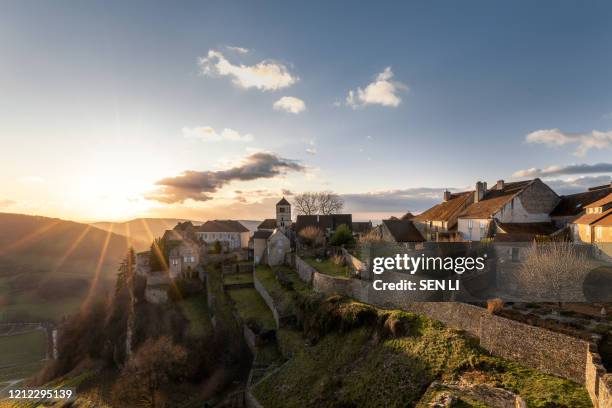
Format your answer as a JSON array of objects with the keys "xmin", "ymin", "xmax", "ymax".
[
  {"xmin": 412, "ymin": 191, "xmax": 473, "ymax": 226},
  {"xmin": 572, "ymin": 208, "xmax": 612, "ymax": 225},
  {"xmin": 458, "ymin": 180, "xmax": 534, "ymax": 219},
  {"xmin": 496, "ymin": 222, "xmax": 559, "ymax": 235},
  {"xmin": 584, "ymin": 192, "xmax": 612, "ymax": 209},
  {"xmin": 593, "ymin": 212, "xmax": 612, "ymax": 227}
]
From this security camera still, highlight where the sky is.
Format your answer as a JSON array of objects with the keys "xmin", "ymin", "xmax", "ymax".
[{"xmin": 1, "ymin": 1, "xmax": 612, "ymax": 222}]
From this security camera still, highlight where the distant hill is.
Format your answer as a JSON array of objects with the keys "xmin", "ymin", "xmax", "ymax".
[
  {"xmin": 91, "ymin": 218, "xmax": 197, "ymax": 249},
  {"xmin": 0, "ymin": 212, "xmax": 145, "ymax": 322}
]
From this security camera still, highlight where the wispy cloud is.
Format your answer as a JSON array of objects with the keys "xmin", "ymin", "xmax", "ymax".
[
  {"xmin": 345, "ymin": 67, "xmax": 407, "ymax": 109},
  {"xmin": 273, "ymin": 96, "xmax": 306, "ymax": 114},
  {"xmin": 525, "ymin": 128, "xmax": 612, "ymax": 156},
  {"xmin": 305, "ymin": 148, "xmax": 317, "ymax": 155},
  {"xmin": 226, "ymin": 45, "xmax": 249, "ymax": 54},
  {"xmin": 148, "ymin": 152, "xmax": 306, "ymax": 203},
  {"xmin": 0, "ymin": 199, "xmax": 16, "ymax": 208},
  {"xmin": 182, "ymin": 126, "xmax": 253, "ymax": 142},
  {"xmin": 198, "ymin": 49, "xmax": 298, "ymax": 91},
  {"xmin": 513, "ymin": 162, "xmax": 612, "ymax": 178},
  {"xmin": 342, "ymin": 187, "xmax": 454, "ymax": 213}
]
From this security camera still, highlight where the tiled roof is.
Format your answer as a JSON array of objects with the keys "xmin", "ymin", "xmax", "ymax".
[
  {"xmin": 573, "ymin": 208, "xmax": 612, "ymax": 225},
  {"xmin": 198, "ymin": 220, "xmax": 249, "ymax": 233},
  {"xmin": 593, "ymin": 212, "xmax": 612, "ymax": 227},
  {"xmin": 253, "ymin": 230, "xmax": 273, "ymax": 239},
  {"xmin": 585, "ymin": 192, "xmax": 612, "ymax": 209},
  {"xmin": 258, "ymin": 219, "xmax": 277, "ymax": 230},
  {"xmin": 412, "ymin": 191, "xmax": 472, "ymax": 225},
  {"xmin": 496, "ymin": 222, "xmax": 559, "ymax": 236},
  {"xmin": 458, "ymin": 180, "xmax": 533, "ymax": 219},
  {"xmin": 382, "ymin": 219, "xmax": 424, "ymax": 243},
  {"xmin": 295, "ymin": 214, "xmax": 352, "ymax": 233},
  {"xmin": 276, "ymin": 197, "xmax": 290, "ymax": 206},
  {"xmin": 551, "ymin": 187, "xmax": 612, "ymax": 216}
]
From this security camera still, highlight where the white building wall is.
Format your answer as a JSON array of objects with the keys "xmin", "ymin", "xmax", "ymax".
[{"xmin": 457, "ymin": 218, "xmax": 491, "ymax": 241}]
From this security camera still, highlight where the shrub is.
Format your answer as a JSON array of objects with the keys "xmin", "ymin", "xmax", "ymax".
[
  {"xmin": 299, "ymin": 226, "xmax": 325, "ymax": 248},
  {"xmin": 330, "ymin": 224, "xmax": 354, "ymax": 247}
]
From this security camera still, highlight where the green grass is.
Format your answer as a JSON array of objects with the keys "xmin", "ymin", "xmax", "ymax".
[
  {"xmin": 223, "ymin": 272, "xmax": 253, "ymax": 285},
  {"xmin": 228, "ymin": 288, "xmax": 276, "ymax": 331},
  {"xmin": 178, "ymin": 295, "xmax": 213, "ymax": 338},
  {"xmin": 253, "ymin": 301, "xmax": 591, "ymax": 408},
  {"xmin": 0, "ymin": 330, "xmax": 47, "ymax": 383},
  {"xmin": 303, "ymin": 257, "xmax": 350, "ymax": 279}
]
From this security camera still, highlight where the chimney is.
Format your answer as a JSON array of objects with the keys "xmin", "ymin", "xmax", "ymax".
[
  {"xmin": 496, "ymin": 179, "xmax": 505, "ymax": 190},
  {"xmin": 474, "ymin": 181, "xmax": 486, "ymax": 203},
  {"xmin": 443, "ymin": 190, "xmax": 451, "ymax": 201}
]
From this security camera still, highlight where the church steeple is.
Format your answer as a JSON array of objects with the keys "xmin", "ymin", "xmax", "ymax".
[{"xmin": 276, "ymin": 197, "xmax": 291, "ymax": 231}]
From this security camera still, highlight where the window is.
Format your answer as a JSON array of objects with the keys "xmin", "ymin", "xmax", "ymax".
[
  {"xmin": 279, "ymin": 207, "xmax": 285, "ymax": 213},
  {"xmin": 596, "ymin": 227, "xmax": 603, "ymax": 240},
  {"xmin": 171, "ymin": 258, "xmax": 179, "ymax": 266},
  {"xmin": 479, "ymin": 221, "xmax": 487, "ymax": 238},
  {"xmin": 467, "ymin": 220, "xmax": 473, "ymax": 229},
  {"xmin": 184, "ymin": 256, "xmax": 195, "ymax": 263}
]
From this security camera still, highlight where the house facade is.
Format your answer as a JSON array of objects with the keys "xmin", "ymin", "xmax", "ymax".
[
  {"xmin": 550, "ymin": 183, "xmax": 612, "ymax": 228},
  {"xmin": 412, "ymin": 190, "xmax": 473, "ymax": 241},
  {"xmin": 167, "ymin": 239, "xmax": 200, "ymax": 279},
  {"xmin": 571, "ymin": 193, "xmax": 612, "ymax": 245},
  {"xmin": 196, "ymin": 220, "xmax": 250, "ymax": 249},
  {"xmin": 456, "ymin": 179, "xmax": 559, "ymax": 241}
]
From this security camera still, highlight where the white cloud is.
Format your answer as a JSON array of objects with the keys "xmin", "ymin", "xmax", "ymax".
[
  {"xmin": 198, "ymin": 50, "xmax": 298, "ymax": 91},
  {"xmin": 182, "ymin": 126, "xmax": 254, "ymax": 142},
  {"xmin": 226, "ymin": 46, "xmax": 249, "ymax": 54},
  {"xmin": 513, "ymin": 162, "xmax": 612, "ymax": 178},
  {"xmin": 546, "ymin": 175, "xmax": 611, "ymax": 195},
  {"xmin": 273, "ymin": 96, "xmax": 306, "ymax": 114},
  {"xmin": 305, "ymin": 148, "xmax": 317, "ymax": 155},
  {"xmin": 345, "ymin": 67, "xmax": 407, "ymax": 109},
  {"xmin": 525, "ymin": 128, "xmax": 612, "ymax": 156}
]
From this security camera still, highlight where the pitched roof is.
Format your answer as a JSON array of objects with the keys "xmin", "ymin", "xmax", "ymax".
[
  {"xmin": 551, "ymin": 187, "xmax": 612, "ymax": 216},
  {"xmin": 382, "ymin": 219, "xmax": 425, "ymax": 242},
  {"xmin": 295, "ymin": 214, "xmax": 352, "ymax": 233},
  {"xmin": 458, "ymin": 180, "xmax": 534, "ymax": 219},
  {"xmin": 400, "ymin": 212, "xmax": 415, "ymax": 220},
  {"xmin": 412, "ymin": 191, "xmax": 473, "ymax": 224},
  {"xmin": 585, "ymin": 192, "xmax": 612, "ymax": 209},
  {"xmin": 593, "ymin": 212, "xmax": 612, "ymax": 227},
  {"xmin": 496, "ymin": 222, "xmax": 559, "ymax": 236},
  {"xmin": 258, "ymin": 218, "xmax": 277, "ymax": 230},
  {"xmin": 352, "ymin": 221, "xmax": 372, "ymax": 234},
  {"xmin": 276, "ymin": 197, "xmax": 290, "ymax": 206},
  {"xmin": 253, "ymin": 230, "xmax": 273, "ymax": 239},
  {"xmin": 573, "ymin": 208, "xmax": 612, "ymax": 225},
  {"xmin": 198, "ymin": 220, "xmax": 249, "ymax": 233}
]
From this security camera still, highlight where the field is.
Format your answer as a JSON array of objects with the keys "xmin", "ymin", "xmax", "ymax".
[
  {"xmin": 228, "ymin": 288, "xmax": 276, "ymax": 331},
  {"xmin": 0, "ymin": 330, "xmax": 47, "ymax": 386},
  {"xmin": 303, "ymin": 256, "xmax": 350, "ymax": 279}
]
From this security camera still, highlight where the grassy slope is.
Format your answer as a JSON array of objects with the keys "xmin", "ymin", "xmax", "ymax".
[
  {"xmin": 0, "ymin": 330, "xmax": 47, "ymax": 383},
  {"xmin": 0, "ymin": 213, "xmax": 140, "ymax": 322},
  {"xmin": 303, "ymin": 257, "xmax": 350, "ymax": 279},
  {"xmin": 178, "ymin": 295, "xmax": 213, "ymax": 338},
  {"xmin": 254, "ymin": 301, "xmax": 591, "ymax": 408},
  {"xmin": 228, "ymin": 288, "xmax": 276, "ymax": 331}
]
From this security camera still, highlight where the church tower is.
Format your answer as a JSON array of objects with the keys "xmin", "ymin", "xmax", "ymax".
[{"xmin": 276, "ymin": 197, "xmax": 292, "ymax": 231}]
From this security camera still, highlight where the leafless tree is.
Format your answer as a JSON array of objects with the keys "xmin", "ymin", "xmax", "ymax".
[
  {"xmin": 293, "ymin": 192, "xmax": 319, "ymax": 215},
  {"xmin": 293, "ymin": 191, "xmax": 344, "ymax": 215},
  {"xmin": 317, "ymin": 191, "xmax": 344, "ymax": 215},
  {"xmin": 515, "ymin": 242, "xmax": 590, "ymax": 302}
]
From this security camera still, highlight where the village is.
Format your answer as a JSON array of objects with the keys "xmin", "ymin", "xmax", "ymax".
[{"xmin": 127, "ymin": 178, "xmax": 612, "ymax": 407}]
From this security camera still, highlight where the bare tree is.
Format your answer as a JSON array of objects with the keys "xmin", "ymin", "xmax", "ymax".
[
  {"xmin": 515, "ymin": 242, "xmax": 591, "ymax": 302},
  {"xmin": 317, "ymin": 191, "xmax": 344, "ymax": 215},
  {"xmin": 293, "ymin": 192, "xmax": 319, "ymax": 215},
  {"xmin": 293, "ymin": 191, "xmax": 344, "ymax": 215}
]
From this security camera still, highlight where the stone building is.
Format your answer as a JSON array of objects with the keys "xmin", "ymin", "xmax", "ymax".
[
  {"xmin": 195, "ymin": 220, "xmax": 250, "ymax": 250},
  {"xmin": 550, "ymin": 183, "xmax": 612, "ymax": 228},
  {"xmin": 412, "ymin": 190, "xmax": 473, "ymax": 241},
  {"xmin": 267, "ymin": 229, "xmax": 291, "ymax": 266},
  {"xmin": 571, "ymin": 193, "xmax": 612, "ymax": 246},
  {"xmin": 456, "ymin": 179, "xmax": 560, "ymax": 241}
]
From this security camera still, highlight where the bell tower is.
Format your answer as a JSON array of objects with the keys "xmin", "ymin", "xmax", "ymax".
[{"xmin": 276, "ymin": 197, "xmax": 292, "ymax": 231}]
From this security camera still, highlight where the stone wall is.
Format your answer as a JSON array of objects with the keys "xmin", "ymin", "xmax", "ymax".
[
  {"xmin": 253, "ymin": 274, "xmax": 281, "ymax": 329},
  {"xmin": 294, "ymin": 255, "xmax": 316, "ymax": 284},
  {"xmin": 293, "ymin": 255, "xmax": 607, "ymax": 395}
]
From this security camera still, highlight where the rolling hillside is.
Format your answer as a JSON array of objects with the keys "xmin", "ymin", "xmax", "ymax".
[{"xmin": 0, "ymin": 212, "xmax": 145, "ymax": 322}]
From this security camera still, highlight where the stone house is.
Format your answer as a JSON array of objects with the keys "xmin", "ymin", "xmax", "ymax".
[
  {"xmin": 163, "ymin": 228, "xmax": 201, "ymax": 279},
  {"xmin": 250, "ymin": 229, "xmax": 273, "ymax": 264},
  {"xmin": 412, "ymin": 190, "xmax": 474, "ymax": 241},
  {"xmin": 456, "ymin": 179, "xmax": 560, "ymax": 241},
  {"xmin": 550, "ymin": 183, "xmax": 612, "ymax": 228},
  {"xmin": 266, "ymin": 229, "xmax": 291, "ymax": 266},
  {"xmin": 379, "ymin": 218, "xmax": 425, "ymax": 247},
  {"xmin": 196, "ymin": 220, "xmax": 250, "ymax": 250},
  {"xmin": 571, "ymin": 193, "xmax": 612, "ymax": 246}
]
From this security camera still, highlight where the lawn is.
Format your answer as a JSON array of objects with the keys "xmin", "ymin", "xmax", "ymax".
[
  {"xmin": 0, "ymin": 330, "xmax": 47, "ymax": 383},
  {"xmin": 303, "ymin": 257, "xmax": 350, "ymax": 279},
  {"xmin": 223, "ymin": 272, "xmax": 253, "ymax": 285},
  {"xmin": 178, "ymin": 295, "xmax": 213, "ymax": 338},
  {"xmin": 228, "ymin": 288, "xmax": 276, "ymax": 331}
]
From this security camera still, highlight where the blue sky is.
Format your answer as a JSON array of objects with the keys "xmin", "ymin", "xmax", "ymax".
[{"xmin": 1, "ymin": 1, "xmax": 611, "ymax": 221}]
